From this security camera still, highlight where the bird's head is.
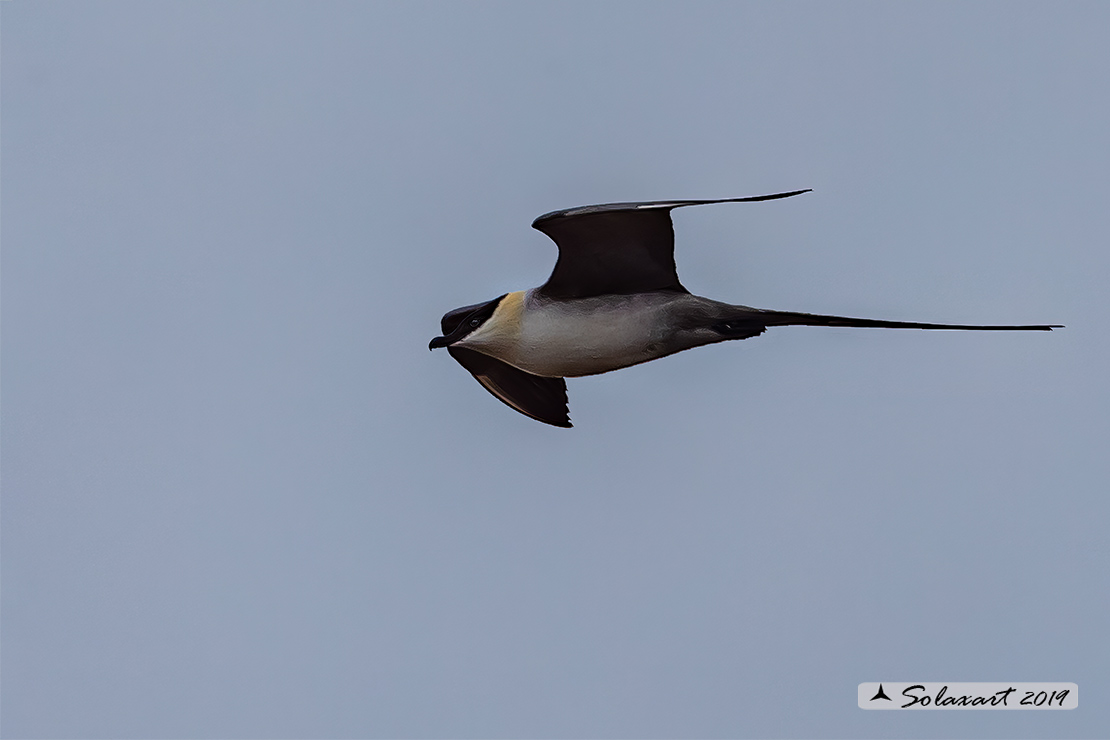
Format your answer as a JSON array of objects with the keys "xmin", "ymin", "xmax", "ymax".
[{"xmin": 428, "ymin": 294, "xmax": 508, "ymax": 350}]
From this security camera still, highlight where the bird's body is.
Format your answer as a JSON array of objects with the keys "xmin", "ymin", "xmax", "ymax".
[
  {"xmin": 457, "ymin": 289, "xmax": 733, "ymax": 378},
  {"xmin": 430, "ymin": 190, "xmax": 1060, "ymax": 427}
]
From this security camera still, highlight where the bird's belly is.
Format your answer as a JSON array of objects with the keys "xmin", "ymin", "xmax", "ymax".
[{"xmin": 506, "ymin": 307, "xmax": 668, "ymax": 377}]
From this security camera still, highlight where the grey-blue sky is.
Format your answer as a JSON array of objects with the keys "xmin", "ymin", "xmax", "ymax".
[{"xmin": 2, "ymin": 2, "xmax": 1107, "ymax": 738}]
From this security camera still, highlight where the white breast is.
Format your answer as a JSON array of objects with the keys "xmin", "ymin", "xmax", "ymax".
[{"xmin": 458, "ymin": 290, "xmax": 681, "ymax": 377}]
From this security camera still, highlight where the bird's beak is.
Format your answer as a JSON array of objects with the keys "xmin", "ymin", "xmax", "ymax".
[{"xmin": 430, "ymin": 320, "xmax": 477, "ymax": 350}]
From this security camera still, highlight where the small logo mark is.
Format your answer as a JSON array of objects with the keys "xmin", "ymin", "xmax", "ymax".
[{"xmin": 870, "ymin": 684, "xmax": 892, "ymax": 701}]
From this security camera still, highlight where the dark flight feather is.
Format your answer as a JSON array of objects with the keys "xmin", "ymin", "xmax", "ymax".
[
  {"xmin": 447, "ymin": 347, "xmax": 572, "ymax": 428},
  {"xmin": 532, "ymin": 190, "xmax": 811, "ymax": 300}
]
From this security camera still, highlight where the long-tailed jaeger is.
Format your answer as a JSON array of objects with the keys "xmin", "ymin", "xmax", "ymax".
[{"xmin": 429, "ymin": 190, "xmax": 1060, "ymax": 427}]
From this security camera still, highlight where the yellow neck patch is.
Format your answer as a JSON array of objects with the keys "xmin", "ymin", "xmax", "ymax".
[{"xmin": 488, "ymin": 290, "xmax": 526, "ymax": 332}]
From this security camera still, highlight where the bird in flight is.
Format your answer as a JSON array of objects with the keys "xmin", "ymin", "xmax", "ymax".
[{"xmin": 430, "ymin": 190, "xmax": 1060, "ymax": 427}]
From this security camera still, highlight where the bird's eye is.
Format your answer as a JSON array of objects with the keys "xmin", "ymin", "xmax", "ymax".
[{"xmin": 469, "ymin": 318, "xmax": 481, "ymax": 327}]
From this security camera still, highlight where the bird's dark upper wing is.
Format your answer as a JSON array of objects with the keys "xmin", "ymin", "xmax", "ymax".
[
  {"xmin": 532, "ymin": 190, "xmax": 811, "ymax": 300},
  {"xmin": 447, "ymin": 347, "xmax": 571, "ymax": 428}
]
